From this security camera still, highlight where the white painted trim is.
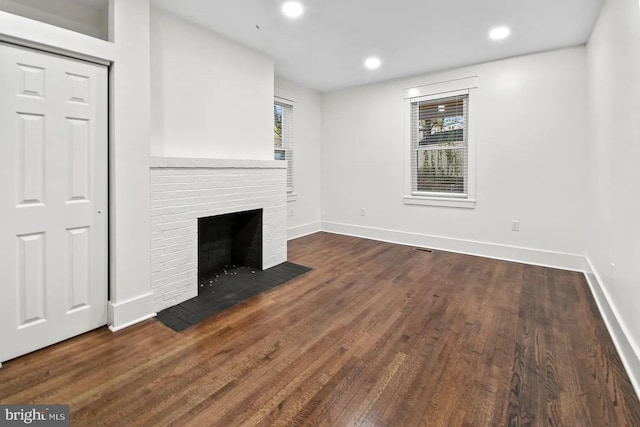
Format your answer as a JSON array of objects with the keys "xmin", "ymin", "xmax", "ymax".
[
  {"xmin": 108, "ymin": 292, "xmax": 156, "ymax": 332},
  {"xmin": 404, "ymin": 76, "xmax": 478, "ymax": 99},
  {"xmin": 275, "ymin": 96, "xmax": 295, "ymax": 106},
  {"xmin": 321, "ymin": 221, "xmax": 586, "ymax": 272},
  {"xmin": 274, "ymin": 87, "xmax": 296, "ymax": 105},
  {"xmin": 108, "ymin": 313, "xmax": 157, "ymax": 333},
  {"xmin": 404, "ymin": 196, "xmax": 476, "ymax": 209},
  {"xmin": 408, "ymin": 88, "xmax": 469, "ymax": 102},
  {"xmin": 584, "ymin": 257, "xmax": 640, "ymax": 398},
  {"xmin": 288, "ymin": 221, "xmax": 322, "ymax": 240},
  {"xmin": 150, "ymin": 157, "xmax": 286, "ymax": 169},
  {"xmin": 0, "ymin": 11, "xmax": 114, "ymax": 64}
]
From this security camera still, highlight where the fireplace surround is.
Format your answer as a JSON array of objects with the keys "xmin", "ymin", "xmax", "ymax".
[{"xmin": 150, "ymin": 157, "xmax": 287, "ymax": 312}]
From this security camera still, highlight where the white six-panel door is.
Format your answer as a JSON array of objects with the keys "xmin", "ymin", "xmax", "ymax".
[{"xmin": 0, "ymin": 43, "xmax": 108, "ymax": 363}]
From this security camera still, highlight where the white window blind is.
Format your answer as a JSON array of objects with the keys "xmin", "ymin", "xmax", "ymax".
[
  {"xmin": 274, "ymin": 102, "xmax": 293, "ymax": 193},
  {"xmin": 411, "ymin": 93, "xmax": 469, "ymax": 197}
]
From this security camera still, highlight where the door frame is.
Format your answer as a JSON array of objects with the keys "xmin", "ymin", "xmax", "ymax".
[
  {"xmin": 0, "ymin": 39, "xmax": 111, "ymax": 345},
  {"xmin": 1, "ymin": 5, "xmax": 156, "ymax": 336}
]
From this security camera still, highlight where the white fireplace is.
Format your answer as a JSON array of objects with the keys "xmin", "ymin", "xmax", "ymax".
[{"xmin": 149, "ymin": 157, "xmax": 287, "ymax": 312}]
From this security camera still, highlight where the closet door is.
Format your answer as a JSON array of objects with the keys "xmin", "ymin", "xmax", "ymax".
[{"xmin": 0, "ymin": 43, "xmax": 108, "ymax": 364}]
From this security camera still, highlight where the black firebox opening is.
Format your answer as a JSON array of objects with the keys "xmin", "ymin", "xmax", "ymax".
[{"xmin": 198, "ymin": 209, "xmax": 263, "ymax": 283}]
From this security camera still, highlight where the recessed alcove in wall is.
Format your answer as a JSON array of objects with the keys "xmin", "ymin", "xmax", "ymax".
[{"xmin": 0, "ymin": 0, "xmax": 109, "ymax": 40}]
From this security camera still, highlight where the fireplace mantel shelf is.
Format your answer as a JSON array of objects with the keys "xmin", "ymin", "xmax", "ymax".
[{"xmin": 150, "ymin": 157, "xmax": 286, "ymax": 170}]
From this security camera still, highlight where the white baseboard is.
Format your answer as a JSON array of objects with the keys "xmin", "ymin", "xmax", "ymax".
[
  {"xmin": 288, "ymin": 221, "xmax": 322, "ymax": 241},
  {"xmin": 584, "ymin": 258, "xmax": 640, "ymax": 398},
  {"xmin": 321, "ymin": 221, "xmax": 586, "ymax": 272},
  {"xmin": 108, "ymin": 292, "xmax": 156, "ymax": 332}
]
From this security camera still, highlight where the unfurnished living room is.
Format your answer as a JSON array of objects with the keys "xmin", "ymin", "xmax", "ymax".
[{"xmin": 1, "ymin": 0, "xmax": 640, "ymax": 425}]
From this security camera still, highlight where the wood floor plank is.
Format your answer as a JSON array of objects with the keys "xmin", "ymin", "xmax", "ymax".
[{"xmin": 0, "ymin": 232, "xmax": 638, "ymax": 426}]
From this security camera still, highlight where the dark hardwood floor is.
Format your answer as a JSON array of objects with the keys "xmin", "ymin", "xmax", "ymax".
[{"xmin": 1, "ymin": 232, "xmax": 639, "ymax": 426}]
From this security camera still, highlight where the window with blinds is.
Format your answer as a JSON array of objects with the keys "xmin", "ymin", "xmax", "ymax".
[
  {"xmin": 274, "ymin": 102, "xmax": 293, "ymax": 193},
  {"xmin": 411, "ymin": 94, "xmax": 469, "ymax": 197}
]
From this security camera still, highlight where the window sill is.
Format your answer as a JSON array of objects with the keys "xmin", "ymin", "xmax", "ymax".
[
  {"xmin": 403, "ymin": 195, "xmax": 476, "ymax": 209},
  {"xmin": 287, "ymin": 192, "xmax": 298, "ymax": 202}
]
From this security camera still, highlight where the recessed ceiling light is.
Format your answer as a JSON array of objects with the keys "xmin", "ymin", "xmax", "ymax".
[
  {"xmin": 489, "ymin": 26, "xmax": 511, "ymax": 40},
  {"xmin": 282, "ymin": 1, "xmax": 303, "ymax": 18},
  {"xmin": 364, "ymin": 57, "xmax": 381, "ymax": 70}
]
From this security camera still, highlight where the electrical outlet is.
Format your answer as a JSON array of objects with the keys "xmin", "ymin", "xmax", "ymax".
[
  {"xmin": 361, "ymin": 208, "xmax": 366, "ymax": 216},
  {"xmin": 289, "ymin": 209, "xmax": 294, "ymax": 218},
  {"xmin": 511, "ymin": 220, "xmax": 520, "ymax": 232}
]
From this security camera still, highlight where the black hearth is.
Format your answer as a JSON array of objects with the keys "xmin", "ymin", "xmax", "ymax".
[
  {"xmin": 156, "ymin": 261, "xmax": 311, "ymax": 332},
  {"xmin": 198, "ymin": 209, "xmax": 263, "ymax": 284},
  {"xmin": 155, "ymin": 208, "xmax": 311, "ymax": 332}
]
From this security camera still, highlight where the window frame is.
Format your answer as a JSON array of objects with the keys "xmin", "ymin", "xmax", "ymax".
[
  {"xmin": 274, "ymin": 97, "xmax": 296, "ymax": 200},
  {"xmin": 403, "ymin": 77, "xmax": 478, "ymax": 209}
]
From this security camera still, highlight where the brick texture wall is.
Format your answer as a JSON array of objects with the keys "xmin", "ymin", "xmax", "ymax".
[{"xmin": 150, "ymin": 157, "xmax": 287, "ymax": 312}]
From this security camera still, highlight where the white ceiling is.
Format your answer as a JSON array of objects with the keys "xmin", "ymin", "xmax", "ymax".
[{"xmin": 150, "ymin": 0, "xmax": 604, "ymax": 92}]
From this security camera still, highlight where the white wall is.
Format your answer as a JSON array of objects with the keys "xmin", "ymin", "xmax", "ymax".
[
  {"xmin": 150, "ymin": 7, "xmax": 274, "ymax": 160},
  {"xmin": 321, "ymin": 47, "xmax": 589, "ymax": 269},
  {"xmin": 275, "ymin": 76, "xmax": 323, "ymax": 239},
  {"xmin": 586, "ymin": 0, "xmax": 640, "ymax": 392}
]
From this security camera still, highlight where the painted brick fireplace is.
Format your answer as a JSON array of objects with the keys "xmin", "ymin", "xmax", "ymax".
[{"xmin": 150, "ymin": 157, "xmax": 287, "ymax": 312}]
